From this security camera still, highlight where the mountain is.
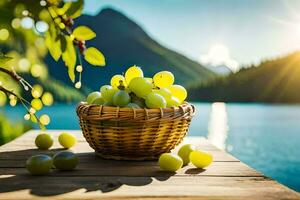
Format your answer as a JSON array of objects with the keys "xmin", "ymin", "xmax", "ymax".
[
  {"xmin": 209, "ymin": 65, "xmax": 232, "ymax": 75},
  {"xmin": 46, "ymin": 8, "xmax": 215, "ymax": 91},
  {"xmin": 189, "ymin": 52, "xmax": 300, "ymax": 103}
]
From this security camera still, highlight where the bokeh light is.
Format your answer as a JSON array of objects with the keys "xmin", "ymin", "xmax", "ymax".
[
  {"xmin": 40, "ymin": 0, "xmax": 47, "ymax": 7},
  {"xmin": 21, "ymin": 17, "xmax": 34, "ymax": 29},
  {"xmin": 24, "ymin": 114, "xmax": 31, "ymax": 121},
  {"xmin": 30, "ymin": 64, "xmax": 43, "ymax": 77},
  {"xmin": 42, "ymin": 92, "xmax": 54, "ymax": 106},
  {"xmin": 9, "ymin": 99, "xmax": 17, "ymax": 107},
  {"xmin": 0, "ymin": 29, "xmax": 9, "ymax": 41},
  {"xmin": 11, "ymin": 18, "xmax": 21, "ymax": 29},
  {"xmin": 31, "ymin": 85, "xmax": 43, "ymax": 98},
  {"xmin": 18, "ymin": 58, "xmax": 31, "ymax": 72},
  {"xmin": 35, "ymin": 21, "xmax": 49, "ymax": 32},
  {"xmin": 31, "ymin": 98, "xmax": 43, "ymax": 111},
  {"xmin": 40, "ymin": 114, "xmax": 50, "ymax": 125}
]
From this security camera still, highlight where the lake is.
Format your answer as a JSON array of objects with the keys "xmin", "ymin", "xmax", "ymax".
[{"xmin": 3, "ymin": 103, "xmax": 300, "ymax": 192}]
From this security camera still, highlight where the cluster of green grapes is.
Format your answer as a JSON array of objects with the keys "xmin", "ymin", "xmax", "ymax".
[
  {"xmin": 158, "ymin": 144, "xmax": 213, "ymax": 172},
  {"xmin": 26, "ymin": 133, "xmax": 78, "ymax": 175},
  {"xmin": 86, "ymin": 66, "xmax": 188, "ymax": 109}
]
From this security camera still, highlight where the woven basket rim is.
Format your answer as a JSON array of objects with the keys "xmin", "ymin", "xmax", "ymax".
[{"xmin": 76, "ymin": 101, "xmax": 195, "ymax": 121}]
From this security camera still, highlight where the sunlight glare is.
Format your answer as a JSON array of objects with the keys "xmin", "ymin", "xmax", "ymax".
[
  {"xmin": 207, "ymin": 102, "xmax": 229, "ymax": 150},
  {"xmin": 200, "ymin": 44, "xmax": 239, "ymax": 71}
]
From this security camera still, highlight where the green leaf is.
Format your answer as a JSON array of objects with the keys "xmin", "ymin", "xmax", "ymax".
[
  {"xmin": 73, "ymin": 26, "xmax": 96, "ymax": 41},
  {"xmin": 65, "ymin": 0, "xmax": 83, "ymax": 19},
  {"xmin": 62, "ymin": 36, "xmax": 76, "ymax": 82},
  {"xmin": 45, "ymin": 31, "xmax": 61, "ymax": 61},
  {"xmin": 0, "ymin": 53, "xmax": 12, "ymax": 65},
  {"xmin": 84, "ymin": 47, "xmax": 105, "ymax": 66},
  {"xmin": 59, "ymin": 35, "xmax": 67, "ymax": 52},
  {"xmin": 54, "ymin": 3, "xmax": 71, "ymax": 16}
]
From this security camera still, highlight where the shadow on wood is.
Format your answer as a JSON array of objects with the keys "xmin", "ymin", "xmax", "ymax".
[
  {"xmin": 185, "ymin": 168, "xmax": 206, "ymax": 174},
  {"xmin": 0, "ymin": 148, "xmax": 179, "ymax": 196}
]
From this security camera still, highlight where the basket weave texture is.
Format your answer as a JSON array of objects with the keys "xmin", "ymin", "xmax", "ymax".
[{"xmin": 76, "ymin": 102, "xmax": 195, "ymax": 160}]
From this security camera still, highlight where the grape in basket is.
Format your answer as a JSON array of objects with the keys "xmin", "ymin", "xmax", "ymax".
[{"xmin": 85, "ymin": 66, "xmax": 188, "ymax": 108}]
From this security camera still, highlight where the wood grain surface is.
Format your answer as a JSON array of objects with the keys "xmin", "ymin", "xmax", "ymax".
[{"xmin": 0, "ymin": 130, "xmax": 299, "ymax": 200}]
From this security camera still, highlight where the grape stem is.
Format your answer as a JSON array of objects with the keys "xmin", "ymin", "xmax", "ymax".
[
  {"xmin": 117, "ymin": 80, "xmax": 126, "ymax": 90},
  {"xmin": 0, "ymin": 85, "xmax": 45, "ymax": 130},
  {"xmin": 0, "ymin": 67, "xmax": 45, "ymax": 129},
  {"xmin": 0, "ymin": 67, "xmax": 32, "ymax": 91}
]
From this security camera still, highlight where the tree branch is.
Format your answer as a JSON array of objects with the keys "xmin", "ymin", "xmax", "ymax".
[
  {"xmin": 0, "ymin": 67, "xmax": 22, "ymax": 82},
  {"xmin": 0, "ymin": 85, "xmax": 18, "ymax": 97}
]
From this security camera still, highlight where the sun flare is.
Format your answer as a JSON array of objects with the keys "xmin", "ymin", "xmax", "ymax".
[{"xmin": 200, "ymin": 44, "xmax": 239, "ymax": 71}]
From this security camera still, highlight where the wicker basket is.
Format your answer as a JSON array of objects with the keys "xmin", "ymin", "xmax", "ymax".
[{"xmin": 76, "ymin": 102, "xmax": 195, "ymax": 160}]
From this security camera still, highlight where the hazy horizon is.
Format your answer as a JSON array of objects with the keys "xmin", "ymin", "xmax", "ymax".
[{"xmin": 83, "ymin": 0, "xmax": 300, "ymax": 71}]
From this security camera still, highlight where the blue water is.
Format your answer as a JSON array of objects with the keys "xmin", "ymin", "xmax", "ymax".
[{"xmin": 2, "ymin": 103, "xmax": 300, "ymax": 192}]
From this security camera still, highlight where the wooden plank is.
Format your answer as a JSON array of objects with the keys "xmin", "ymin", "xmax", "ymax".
[
  {"xmin": 0, "ymin": 161, "xmax": 261, "ymax": 177},
  {"xmin": 0, "ymin": 176, "xmax": 299, "ymax": 200},
  {"xmin": 0, "ymin": 130, "xmax": 299, "ymax": 200},
  {"xmin": 0, "ymin": 150, "xmax": 238, "ymax": 162}
]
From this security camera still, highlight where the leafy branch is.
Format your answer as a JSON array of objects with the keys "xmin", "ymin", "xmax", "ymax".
[
  {"xmin": 0, "ymin": 66, "xmax": 45, "ymax": 130},
  {"xmin": 43, "ymin": 0, "xmax": 105, "ymax": 87},
  {"xmin": 0, "ymin": 0, "xmax": 106, "ymax": 129}
]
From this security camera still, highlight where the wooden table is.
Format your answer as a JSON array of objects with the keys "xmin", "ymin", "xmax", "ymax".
[{"xmin": 0, "ymin": 130, "xmax": 299, "ymax": 200}]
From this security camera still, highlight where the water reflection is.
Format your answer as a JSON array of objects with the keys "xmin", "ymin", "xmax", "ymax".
[{"xmin": 207, "ymin": 102, "xmax": 229, "ymax": 150}]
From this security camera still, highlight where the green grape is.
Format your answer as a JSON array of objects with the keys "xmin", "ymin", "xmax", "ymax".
[
  {"xmin": 154, "ymin": 88, "xmax": 172, "ymax": 100},
  {"xmin": 189, "ymin": 150, "xmax": 213, "ymax": 168},
  {"xmin": 40, "ymin": 114, "xmax": 51, "ymax": 126},
  {"xmin": 86, "ymin": 91, "xmax": 101, "ymax": 104},
  {"xmin": 35, "ymin": 133, "xmax": 53, "ymax": 150},
  {"xmin": 113, "ymin": 90, "xmax": 131, "ymax": 107},
  {"xmin": 145, "ymin": 92, "xmax": 166, "ymax": 109},
  {"xmin": 131, "ymin": 94, "xmax": 146, "ymax": 108},
  {"xmin": 126, "ymin": 103, "xmax": 141, "ymax": 109},
  {"xmin": 26, "ymin": 154, "xmax": 53, "ymax": 175},
  {"xmin": 168, "ymin": 85, "xmax": 187, "ymax": 103},
  {"xmin": 103, "ymin": 101, "xmax": 113, "ymax": 106},
  {"xmin": 158, "ymin": 153, "xmax": 183, "ymax": 172},
  {"xmin": 178, "ymin": 144, "xmax": 196, "ymax": 165},
  {"xmin": 53, "ymin": 151, "xmax": 78, "ymax": 171},
  {"xmin": 166, "ymin": 96, "xmax": 181, "ymax": 107},
  {"xmin": 153, "ymin": 71, "xmax": 174, "ymax": 88},
  {"xmin": 41, "ymin": 92, "xmax": 54, "ymax": 106},
  {"xmin": 110, "ymin": 75, "xmax": 126, "ymax": 88},
  {"xmin": 0, "ymin": 91, "xmax": 7, "ymax": 106},
  {"xmin": 145, "ymin": 77, "xmax": 153, "ymax": 84},
  {"xmin": 125, "ymin": 87, "xmax": 132, "ymax": 93},
  {"xmin": 125, "ymin": 65, "xmax": 143, "ymax": 84},
  {"xmin": 100, "ymin": 85, "xmax": 118, "ymax": 102},
  {"xmin": 91, "ymin": 96, "xmax": 105, "ymax": 105},
  {"xmin": 58, "ymin": 132, "xmax": 77, "ymax": 149},
  {"xmin": 145, "ymin": 77, "xmax": 155, "ymax": 89},
  {"xmin": 128, "ymin": 77, "xmax": 152, "ymax": 98},
  {"xmin": 31, "ymin": 98, "xmax": 43, "ymax": 111}
]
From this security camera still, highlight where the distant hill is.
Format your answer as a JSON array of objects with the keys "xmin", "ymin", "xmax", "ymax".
[
  {"xmin": 189, "ymin": 52, "xmax": 300, "ymax": 103},
  {"xmin": 46, "ymin": 8, "xmax": 215, "ymax": 91}
]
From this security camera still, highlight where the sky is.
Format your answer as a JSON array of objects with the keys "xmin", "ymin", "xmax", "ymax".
[{"xmin": 83, "ymin": 0, "xmax": 300, "ymax": 71}]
